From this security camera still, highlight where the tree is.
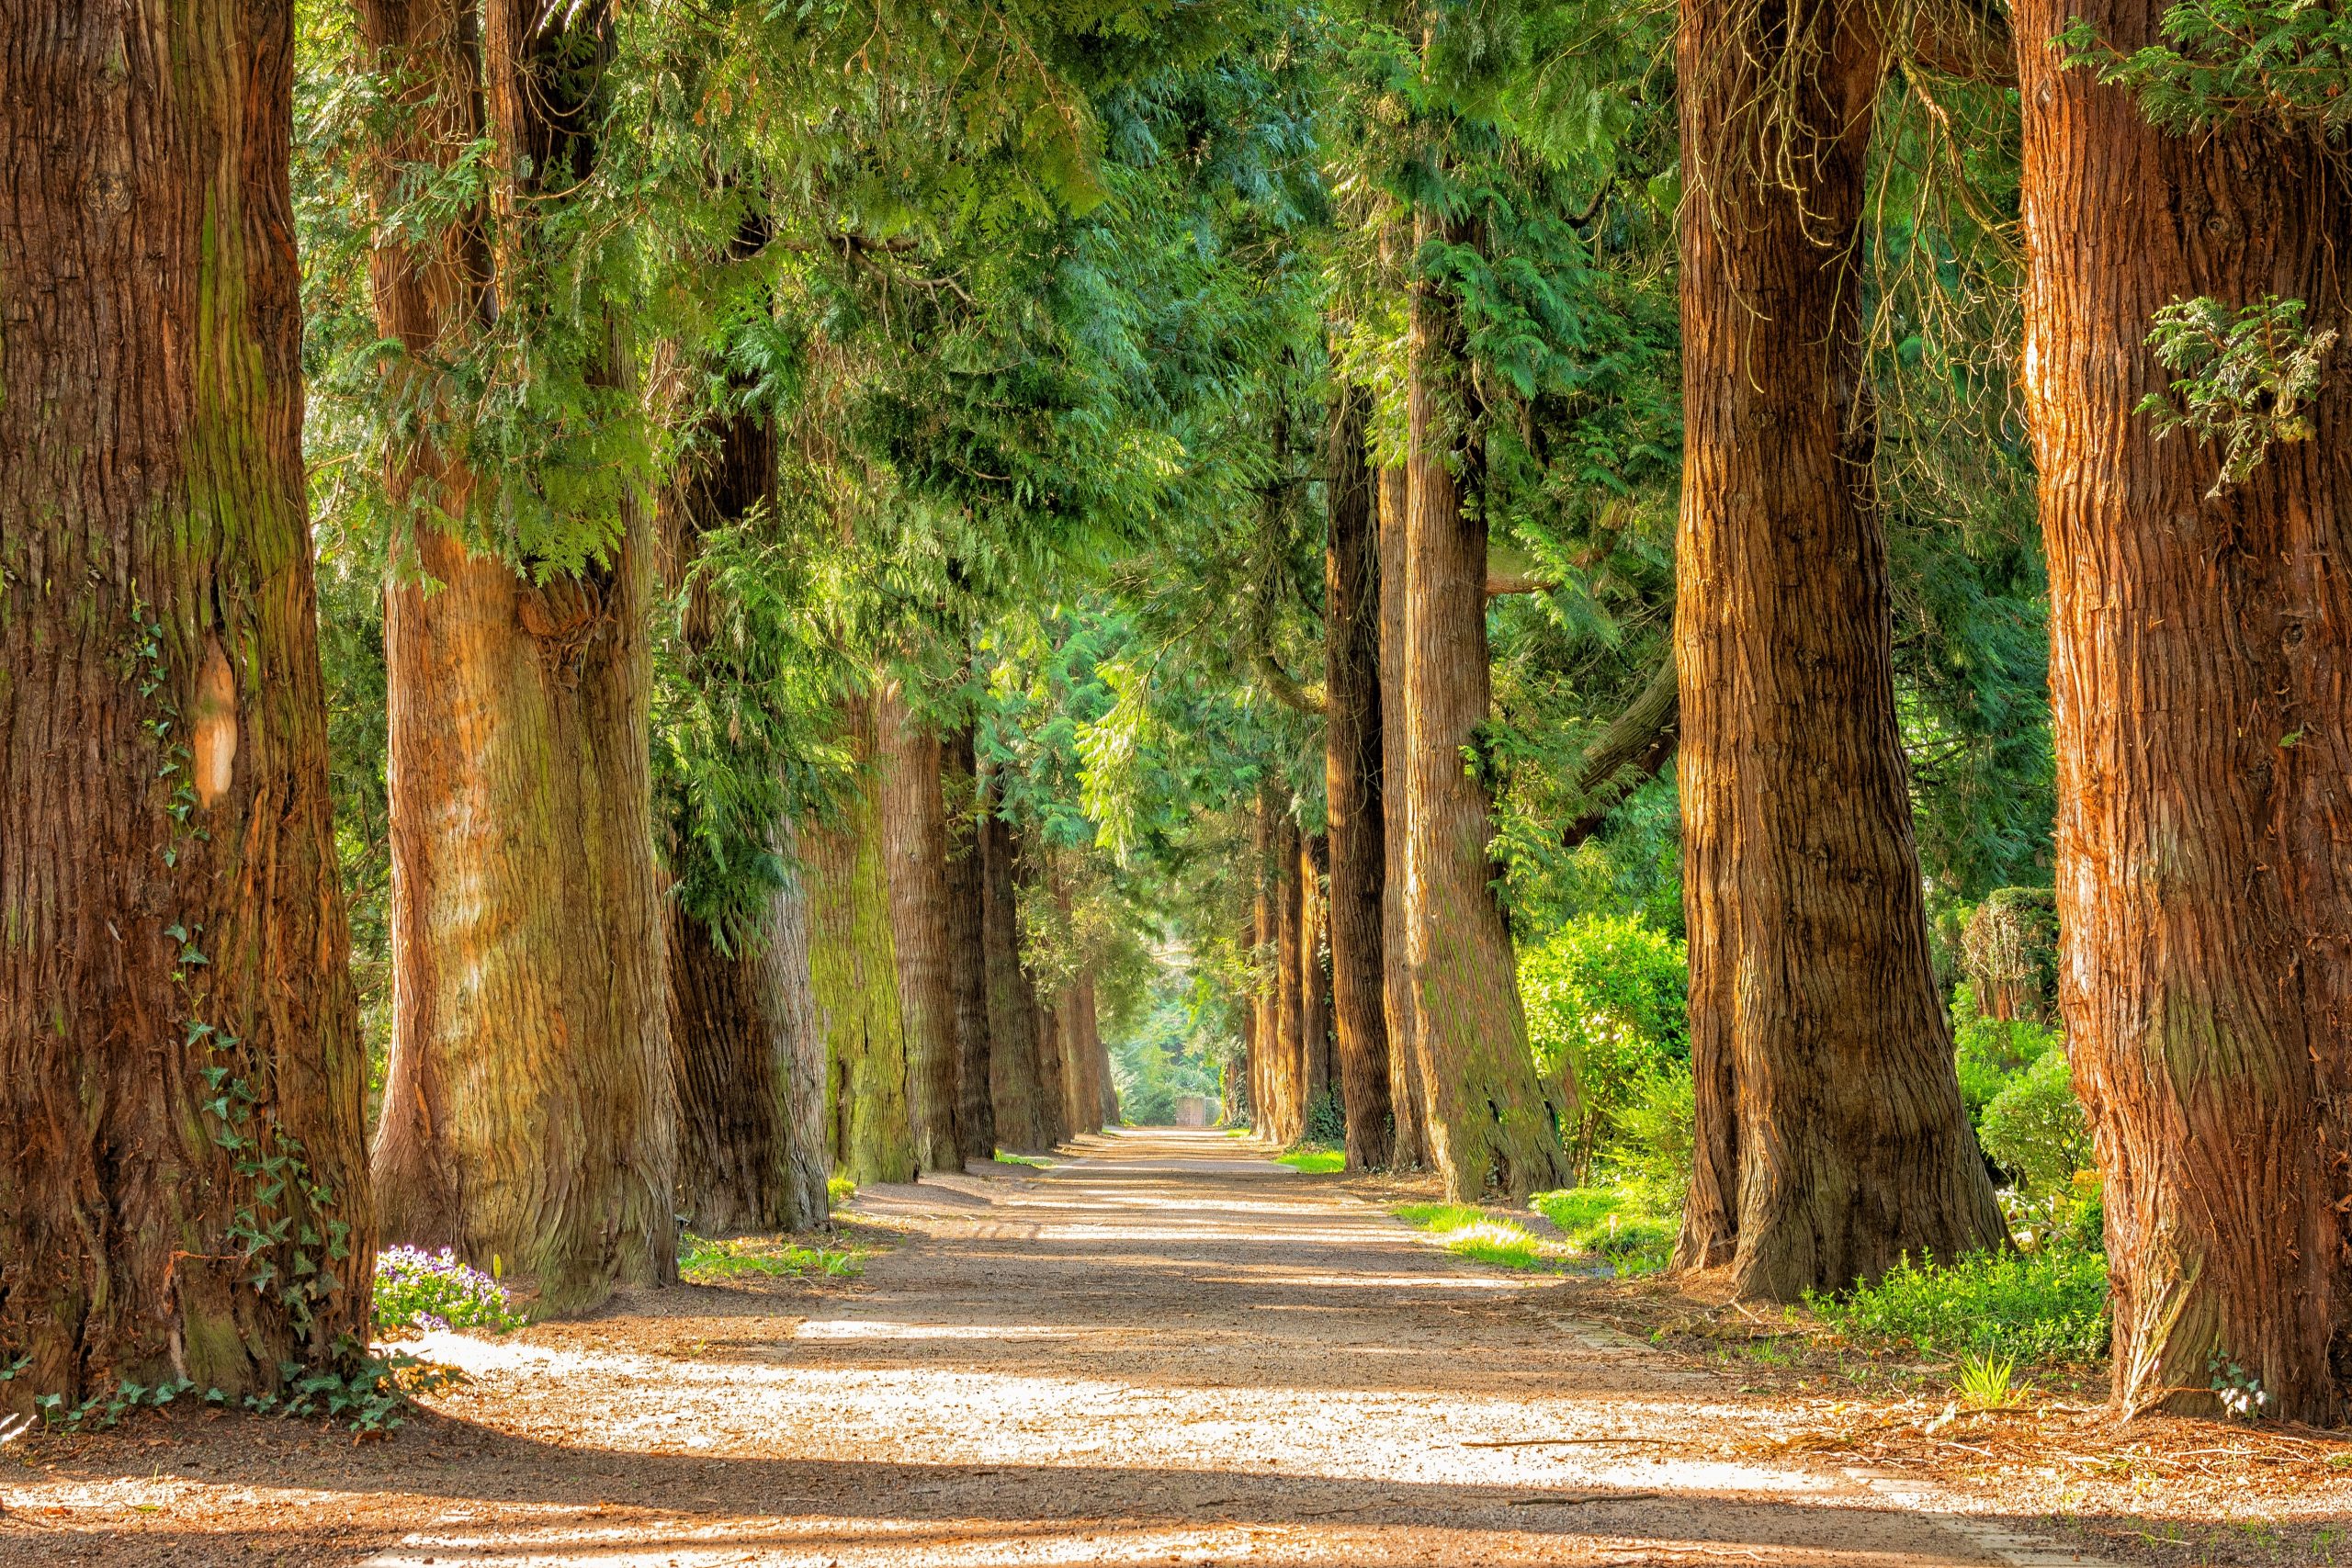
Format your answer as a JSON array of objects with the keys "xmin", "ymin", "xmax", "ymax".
[
  {"xmin": 1324, "ymin": 388, "xmax": 1395, "ymax": 1168},
  {"xmin": 0, "ymin": 0, "xmax": 374, "ymax": 1401},
  {"xmin": 1377, "ymin": 463, "xmax": 1429, "ymax": 1168},
  {"xmin": 2015, "ymin": 0, "xmax": 2352, "ymax": 1420},
  {"xmin": 1669, "ymin": 0, "xmax": 2005, "ymax": 1295},
  {"xmin": 980, "ymin": 774, "xmax": 1051, "ymax": 1151},
  {"xmin": 878, "ymin": 681, "xmax": 966, "ymax": 1171},
  {"xmin": 1399, "ymin": 209, "xmax": 1572, "ymax": 1200},
  {"xmin": 808, "ymin": 695, "xmax": 916, "ymax": 1185},
  {"xmin": 362, "ymin": 0, "xmax": 677, "ymax": 1314},
  {"xmin": 943, "ymin": 727, "xmax": 997, "ymax": 1162},
  {"xmin": 658, "ymin": 378, "xmax": 830, "ymax": 1235}
]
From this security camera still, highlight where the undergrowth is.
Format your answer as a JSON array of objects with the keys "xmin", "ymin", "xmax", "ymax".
[
  {"xmin": 1530, "ymin": 1182, "xmax": 1678, "ymax": 1274},
  {"xmin": 679, "ymin": 1233, "xmax": 863, "ymax": 1281},
  {"xmin": 1392, "ymin": 1203, "xmax": 1567, "ymax": 1271},
  {"xmin": 374, "ymin": 1246, "xmax": 524, "ymax": 1334},
  {"xmin": 1805, "ymin": 1247, "xmax": 2110, "ymax": 1364}
]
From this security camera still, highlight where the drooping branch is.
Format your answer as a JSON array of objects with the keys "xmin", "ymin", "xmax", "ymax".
[{"xmin": 1559, "ymin": 653, "xmax": 1679, "ymax": 849}]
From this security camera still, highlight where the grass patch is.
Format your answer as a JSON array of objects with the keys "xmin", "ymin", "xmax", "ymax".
[
  {"xmin": 680, "ymin": 1233, "xmax": 863, "ymax": 1283},
  {"xmin": 992, "ymin": 1150, "xmax": 1054, "ymax": 1168},
  {"xmin": 1392, "ymin": 1203, "xmax": 1566, "ymax": 1271},
  {"xmin": 1805, "ymin": 1247, "xmax": 2110, "ymax": 1364},
  {"xmin": 1275, "ymin": 1146, "xmax": 1343, "ymax": 1173},
  {"xmin": 1530, "ymin": 1182, "xmax": 1678, "ymax": 1275}
]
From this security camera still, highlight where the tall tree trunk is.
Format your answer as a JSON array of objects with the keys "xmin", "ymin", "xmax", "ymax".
[
  {"xmin": 1401, "ymin": 216, "xmax": 1571, "ymax": 1201},
  {"xmin": 1271, "ymin": 812, "xmax": 1306, "ymax": 1146},
  {"xmin": 979, "ymin": 778, "xmax": 1047, "ymax": 1151},
  {"xmin": 1018, "ymin": 831, "xmax": 1071, "ymax": 1147},
  {"xmin": 2016, "ymin": 0, "xmax": 2352, "ymax": 1421},
  {"xmin": 1671, "ymin": 0, "xmax": 2004, "ymax": 1296},
  {"xmin": 657, "ymin": 332, "xmax": 827, "ymax": 1235},
  {"xmin": 877, "ymin": 682, "xmax": 965, "ymax": 1172},
  {"xmin": 367, "ymin": 0, "xmax": 676, "ymax": 1314},
  {"xmin": 1301, "ymin": 831, "xmax": 1335, "ymax": 1119},
  {"xmin": 1326, "ymin": 389, "xmax": 1395, "ymax": 1169},
  {"xmin": 0, "ymin": 0, "xmax": 374, "ymax": 1402},
  {"xmin": 1377, "ymin": 463, "xmax": 1427, "ymax": 1169},
  {"xmin": 806, "ymin": 697, "xmax": 915, "ymax": 1186},
  {"xmin": 943, "ymin": 727, "xmax": 994, "ymax": 1165},
  {"xmin": 665, "ymin": 856, "xmax": 827, "ymax": 1233}
]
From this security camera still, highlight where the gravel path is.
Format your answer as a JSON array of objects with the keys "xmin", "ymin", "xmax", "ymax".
[{"xmin": 4, "ymin": 1127, "xmax": 2073, "ymax": 1566}]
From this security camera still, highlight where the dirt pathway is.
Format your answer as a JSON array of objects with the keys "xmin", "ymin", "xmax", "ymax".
[{"xmin": 4, "ymin": 1129, "xmax": 2106, "ymax": 1566}]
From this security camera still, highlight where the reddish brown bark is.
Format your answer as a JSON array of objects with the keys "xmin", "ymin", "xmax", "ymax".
[
  {"xmin": 943, "ymin": 727, "xmax": 994, "ymax": 1164},
  {"xmin": 664, "ymin": 868, "xmax": 826, "ymax": 1234},
  {"xmin": 980, "ymin": 777, "xmax": 1048, "ymax": 1151},
  {"xmin": 2016, "ymin": 0, "xmax": 2352, "ymax": 1421},
  {"xmin": 1300, "ymin": 831, "xmax": 1335, "ymax": 1116},
  {"xmin": 0, "ymin": 0, "xmax": 374, "ymax": 1401},
  {"xmin": 1401, "ymin": 215, "xmax": 1571, "ymax": 1201},
  {"xmin": 365, "ymin": 0, "xmax": 675, "ymax": 1314},
  {"xmin": 659, "ymin": 393, "xmax": 825, "ymax": 1235},
  {"xmin": 1670, "ymin": 0, "xmax": 2004, "ymax": 1296},
  {"xmin": 877, "ymin": 682, "xmax": 965, "ymax": 1172},
  {"xmin": 1269, "ymin": 812, "xmax": 1306, "ymax": 1146},
  {"xmin": 1377, "ymin": 464, "xmax": 1427, "ymax": 1169},
  {"xmin": 1325, "ymin": 390, "xmax": 1395, "ymax": 1168}
]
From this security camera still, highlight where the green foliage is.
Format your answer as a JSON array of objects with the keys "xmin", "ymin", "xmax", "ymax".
[
  {"xmin": 1530, "ymin": 1182, "xmax": 1678, "ymax": 1274},
  {"xmin": 1951, "ymin": 984, "xmax": 2065, "ymax": 1122},
  {"xmin": 1806, "ymin": 1249, "xmax": 2112, "ymax": 1364},
  {"xmin": 372, "ymin": 1246, "xmax": 525, "ymax": 1335},
  {"xmin": 1391, "ymin": 1204, "xmax": 1568, "ymax": 1272},
  {"xmin": 679, "ymin": 1234, "xmax": 863, "ymax": 1281},
  {"xmin": 2063, "ymin": 0, "xmax": 2352, "ymax": 139},
  {"xmin": 2137, "ymin": 294, "xmax": 2338, "ymax": 496},
  {"xmin": 1981, "ymin": 1050, "xmax": 2095, "ymax": 1198},
  {"xmin": 1519, "ymin": 914, "xmax": 1687, "ymax": 1178},
  {"xmin": 1955, "ymin": 1348, "xmax": 2030, "ymax": 1410}
]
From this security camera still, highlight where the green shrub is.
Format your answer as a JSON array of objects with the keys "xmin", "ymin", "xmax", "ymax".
[
  {"xmin": 1304, "ymin": 1087, "xmax": 1346, "ymax": 1146},
  {"xmin": 1611, "ymin": 1063, "xmax": 1694, "ymax": 1191},
  {"xmin": 1980, "ymin": 1047, "xmax": 2091, "ymax": 1195},
  {"xmin": 1805, "ymin": 1247, "xmax": 2110, "ymax": 1364},
  {"xmin": 1951, "ymin": 983, "xmax": 2064, "ymax": 1122},
  {"xmin": 1521, "ymin": 915, "xmax": 1688, "ymax": 1178},
  {"xmin": 1531, "ymin": 1181, "xmax": 1678, "ymax": 1274}
]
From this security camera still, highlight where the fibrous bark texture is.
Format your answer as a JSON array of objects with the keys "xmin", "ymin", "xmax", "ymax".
[
  {"xmin": 943, "ymin": 727, "xmax": 995, "ymax": 1164},
  {"xmin": 0, "ymin": 0, "xmax": 374, "ymax": 1401},
  {"xmin": 1271, "ymin": 812, "xmax": 1306, "ymax": 1145},
  {"xmin": 1301, "ymin": 832, "xmax": 1335, "ymax": 1112},
  {"xmin": 657, "ymin": 332, "xmax": 826, "ymax": 1236},
  {"xmin": 1401, "ymin": 218, "xmax": 1570, "ymax": 1201},
  {"xmin": 665, "ymin": 866, "xmax": 827, "ymax": 1234},
  {"xmin": 980, "ymin": 781, "xmax": 1048, "ymax": 1151},
  {"xmin": 1377, "ymin": 464, "xmax": 1426, "ymax": 1169},
  {"xmin": 364, "ymin": 0, "xmax": 676, "ymax": 1315},
  {"xmin": 2016, "ymin": 0, "xmax": 2352, "ymax": 1421},
  {"xmin": 878, "ymin": 682, "xmax": 965, "ymax": 1172},
  {"xmin": 1325, "ymin": 390, "xmax": 1395, "ymax": 1169},
  {"xmin": 1670, "ymin": 0, "xmax": 2004, "ymax": 1297},
  {"xmin": 806, "ymin": 698, "xmax": 915, "ymax": 1187}
]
